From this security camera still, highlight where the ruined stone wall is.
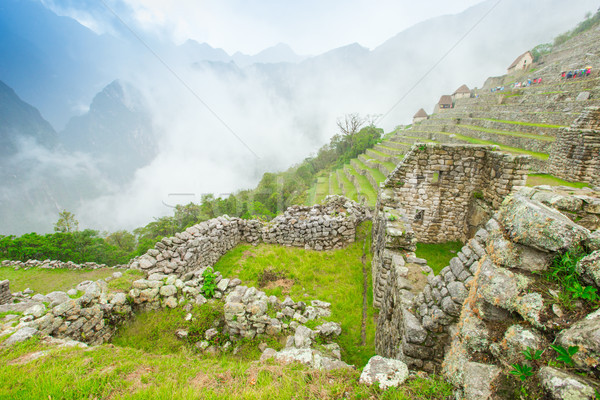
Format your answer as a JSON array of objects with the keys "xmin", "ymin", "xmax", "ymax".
[
  {"xmin": 0, "ymin": 280, "xmax": 11, "ymax": 305},
  {"xmin": 375, "ymin": 185, "xmax": 600, "ymax": 397},
  {"xmin": 129, "ymin": 196, "xmax": 369, "ymax": 277},
  {"xmin": 1, "ymin": 260, "xmax": 115, "ymax": 270},
  {"xmin": 378, "ymin": 144, "xmax": 528, "ymax": 244},
  {"xmin": 549, "ymin": 106, "xmax": 600, "ymax": 188}
]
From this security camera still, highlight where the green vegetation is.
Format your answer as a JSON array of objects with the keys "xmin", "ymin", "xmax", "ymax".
[
  {"xmin": 0, "ymin": 337, "xmax": 453, "ymax": 400},
  {"xmin": 526, "ymin": 174, "xmax": 589, "ymax": 188},
  {"xmin": 546, "ymin": 248, "xmax": 599, "ymax": 309},
  {"xmin": 459, "ymin": 125, "xmax": 555, "ymax": 142},
  {"xmin": 477, "ymin": 118, "xmax": 565, "ymax": 130},
  {"xmin": 550, "ymin": 344, "xmax": 579, "ymax": 367},
  {"xmin": 0, "ymin": 266, "xmax": 120, "ymax": 293},
  {"xmin": 201, "ymin": 269, "xmax": 218, "ymax": 298},
  {"xmin": 0, "ymin": 230, "xmax": 137, "ymax": 267},
  {"xmin": 415, "ymin": 241, "xmax": 463, "ymax": 275},
  {"xmin": 509, "ymin": 363, "xmax": 533, "ymax": 381},
  {"xmin": 531, "ymin": 43, "xmax": 553, "ymax": 62},
  {"xmin": 554, "ymin": 8, "xmax": 600, "ymax": 46},
  {"xmin": 448, "ymin": 132, "xmax": 550, "ymax": 160},
  {"xmin": 212, "ymin": 222, "xmax": 375, "ymax": 367}
]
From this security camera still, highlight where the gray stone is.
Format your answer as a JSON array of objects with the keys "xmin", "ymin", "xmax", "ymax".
[
  {"xmin": 216, "ymin": 278, "xmax": 230, "ymax": 292},
  {"xmin": 5, "ymin": 327, "xmax": 38, "ymax": 346},
  {"xmin": 46, "ymin": 291, "xmax": 70, "ymax": 307},
  {"xmin": 164, "ymin": 296, "xmax": 178, "ymax": 308},
  {"xmin": 576, "ymin": 250, "xmax": 600, "ymax": 288},
  {"xmin": 75, "ymin": 281, "xmax": 93, "ymax": 291},
  {"xmin": 539, "ymin": 367, "xmax": 597, "ymax": 399},
  {"xmin": 315, "ymin": 322, "xmax": 342, "ymax": 337},
  {"xmin": 447, "ymin": 281, "xmax": 468, "ymax": 304},
  {"xmin": 463, "ymin": 362, "xmax": 501, "ymax": 400},
  {"xmin": 576, "ymin": 91, "xmax": 591, "ymax": 101},
  {"xmin": 31, "ymin": 294, "xmax": 50, "ymax": 303},
  {"xmin": 556, "ymin": 311, "xmax": 600, "ymax": 372},
  {"xmin": 359, "ymin": 356, "xmax": 409, "ymax": 389},
  {"xmin": 159, "ymin": 285, "xmax": 177, "ymax": 297},
  {"xmin": 402, "ymin": 310, "xmax": 427, "ymax": 344},
  {"xmin": 498, "ymin": 194, "xmax": 589, "ymax": 252},
  {"xmin": 205, "ymin": 328, "xmax": 218, "ymax": 340},
  {"xmin": 24, "ymin": 304, "xmax": 46, "ymax": 318},
  {"xmin": 294, "ymin": 325, "xmax": 314, "ymax": 348}
]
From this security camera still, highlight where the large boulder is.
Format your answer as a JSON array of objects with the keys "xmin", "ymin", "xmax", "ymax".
[
  {"xmin": 555, "ymin": 309, "xmax": 600, "ymax": 374},
  {"xmin": 576, "ymin": 250, "xmax": 600, "ymax": 289},
  {"xmin": 462, "ymin": 362, "xmax": 501, "ymax": 400},
  {"xmin": 498, "ymin": 195, "xmax": 589, "ymax": 252},
  {"xmin": 5, "ymin": 327, "xmax": 38, "ymax": 346},
  {"xmin": 359, "ymin": 356, "xmax": 409, "ymax": 390},
  {"xmin": 539, "ymin": 367, "xmax": 598, "ymax": 399}
]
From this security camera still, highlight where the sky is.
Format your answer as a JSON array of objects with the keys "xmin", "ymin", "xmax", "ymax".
[{"xmin": 43, "ymin": 0, "xmax": 485, "ymax": 55}]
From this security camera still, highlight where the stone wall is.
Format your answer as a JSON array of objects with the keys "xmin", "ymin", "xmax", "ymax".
[
  {"xmin": 129, "ymin": 195, "xmax": 369, "ymax": 277},
  {"xmin": 1, "ymin": 260, "xmax": 114, "ymax": 270},
  {"xmin": 374, "ymin": 185, "xmax": 600, "ymax": 397},
  {"xmin": 0, "ymin": 280, "xmax": 11, "ymax": 305},
  {"xmin": 548, "ymin": 106, "xmax": 600, "ymax": 188},
  {"xmin": 378, "ymin": 144, "xmax": 529, "ymax": 244}
]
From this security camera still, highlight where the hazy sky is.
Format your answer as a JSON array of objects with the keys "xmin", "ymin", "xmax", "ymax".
[{"xmin": 45, "ymin": 0, "xmax": 486, "ymax": 55}]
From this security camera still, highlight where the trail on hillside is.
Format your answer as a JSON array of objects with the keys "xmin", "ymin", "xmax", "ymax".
[{"xmin": 360, "ymin": 236, "xmax": 368, "ymax": 346}]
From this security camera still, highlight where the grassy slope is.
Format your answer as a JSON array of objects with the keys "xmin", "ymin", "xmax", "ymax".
[
  {"xmin": 213, "ymin": 222, "xmax": 375, "ymax": 367},
  {"xmin": 526, "ymin": 174, "xmax": 589, "ymax": 188},
  {"xmin": 415, "ymin": 242, "xmax": 463, "ymax": 275},
  {"xmin": 0, "ymin": 337, "xmax": 452, "ymax": 400}
]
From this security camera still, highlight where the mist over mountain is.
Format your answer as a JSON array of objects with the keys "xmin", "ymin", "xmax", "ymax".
[{"xmin": 0, "ymin": 0, "xmax": 598, "ymax": 235}]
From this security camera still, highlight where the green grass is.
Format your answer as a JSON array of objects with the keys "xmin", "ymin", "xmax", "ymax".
[
  {"xmin": 526, "ymin": 174, "xmax": 589, "ymax": 188},
  {"xmin": 353, "ymin": 159, "xmax": 386, "ymax": 184},
  {"xmin": 314, "ymin": 176, "xmax": 329, "ymax": 204},
  {"xmin": 328, "ymin": 172, "xmax": 342, "ymax": 196},
  {"xmin": 305, "ymin": 181, "xmax": 317, "ymax": 206},
  {"xmin": 213, "ymin": 222, "xmax": 375, "ymax": 367},
  {"xmin": 0, "ymin": 267, "xmax": 126, "ymax": 294},
  {"xmin": 447, "ymin": 132, "xmax": 550, "ymax": 160},
  {"xmin": 336, "ymin": 169, "xmax": 357, "ymax": 201},
  {"xmin": 0, "ymin": 337, "xmax": 453, "ymax": 399},
  {"xmin": 416, "ymin": 242, "xmax": 463, "ymax": 275},
  {"xmin": 344, "ymin": 167, "xmax": 378, "ymax": 207},
  {"xmin": 460, "ymin": 124, "xmax": 557, "ymax": 141}
]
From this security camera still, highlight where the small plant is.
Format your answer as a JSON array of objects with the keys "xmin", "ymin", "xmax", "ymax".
[
  {"xmin": 201, "ymin": 269, "xmax": 217, "ymax": 298},
  {"xmin": 509, "ymin": 363, "xmax": 533, "ymax": 381},
  {"xmin": 388, "ymin": 214, "xmax": 397, "ymax": 222},
  {"xmin": 551, "ymin": 344, "xmax": 579, "ymax": 366},
  {"xmin": 418, "ymin": 145, "xmax": 426, "ymax": 151},
  {"xmin": 522, "ymin": 347, "xmax": 544, "ymax": 361},
  {"xmin": 567, "ymin": 281, "xmax": 599, "ymax": 302},
  {"xmin": 472, "ymin": 191, "xmax": 484, "ymax": 200}
]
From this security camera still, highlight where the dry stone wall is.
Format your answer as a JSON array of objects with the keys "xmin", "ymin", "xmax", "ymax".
[
  {"xmin": 378, "ymin": 144, "xmax": 529, "ymax": 244},
  {"xmin": 374, "ymin": 185, "xmax": 600, "ymax": 397},
  {"xmin": 129, "ymin": 196, "xmax": 369, "ymax": 277},
  {"xmin": 1, "ymin": 259, "xmax": 115, "ymax": 270},
  {"xmin": 0, "ymin": 280, "xmax": 11, "ymax": 305},
  {"xmin": 549, "ymin": 106, "xmax": 600, "ymax": 188}
]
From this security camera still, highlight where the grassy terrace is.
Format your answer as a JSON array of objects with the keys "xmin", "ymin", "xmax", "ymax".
[
  {"xmin": 459, "ymin": 124, "xmax": 556, "ymax": 142},
  {"xmin": 353, "ymin": 158, "xmax": 386, "ymax": 183},
  {"xmin": 337, "ymin": 169, "xmax": 357, "ymax": 201},
  {"xmin": 473, "ymin": 118, "xmax": 566, "ymax": 129},
  {"xmin": 344, "ymin": 166, "xmax": 377, "ymax": 206},
  {"xmin": 415, "ymin": 241, "xmax": 463, "ymax": 275},
  {"xmin": 367, "ymin": 148, "xmax": 395, "ymax": 161},
  {"xmin": 329, "ymin": 172, "xmax": 342, "ymax": 195},
  {"xmin": 314, "ymin": 176, "xmax": 329, "ymax": 204},
  {"xmin": 412, "ymin": 130, "xmax": 550, "ymax": 160},
  {"xmin": 526, "ymin": 173, "xmax": 589, "ymax": 188}
]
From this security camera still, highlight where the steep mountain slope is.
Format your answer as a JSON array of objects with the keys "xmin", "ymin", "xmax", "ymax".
[
  {"xmin": 60, "ymin": 80, "xmax": 158, "ymax": 184},
  {"xmin": 0, "ymin": 79, "xmax": 57, "ymax": 155}
]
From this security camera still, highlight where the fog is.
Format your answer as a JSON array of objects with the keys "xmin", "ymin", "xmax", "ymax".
[{"xmin": 1, "ymin": 0, "xmax": 599, "ymax": 234}]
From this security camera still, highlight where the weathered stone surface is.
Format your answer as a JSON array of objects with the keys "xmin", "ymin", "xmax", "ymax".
[
  {"xmin": 24, "ymin": 304, "xmax": 46, "ymax": 319},
  {"xmin": 359, "ymin": 356, "xmax": 409, "ymax": 389},
  {"xmin": 493, "ymin": 325, "xmax": 545, "ymax": 362},
  {"xmin": 576, "ymin": 250, "xmax": 600, "ymax": 288},
  {"xmin": 272, "ymin": 348, "xmax": 350, "ymax": 371},
  {"xmin": 160, "ymin": 285, "xmax": 177, "ymax": 297},
  {"xmin": 46, "ymin": 291, "xmax": 70, "ymax": 307},
  {"xmin": 402, "ymin": 310, "xmax": 427, "ymax": 344},
  {"xmin": 556, "ymin": 311, "xmax": 600, "ymax": 373},
  {"xmin": 462, "ymin": 362, "xmax": 501, "ymax": 400},
  {"xmin": 539, "ymin": 367, "xmax": 598, "ymax": 400},
  {"xmin": 294, "ymin": 325, "xmax": 314, "ymax": 348},
  {"xmin": 498, "ymin": 194, "xmax": 589, "ymax": 252},
  {"xmin": 5, "ymin": 327, "xmax": 38, "ymax": 346},
  {"xmin": 315, "ymin": 322, "xmax": 341, "ymax": 337}
]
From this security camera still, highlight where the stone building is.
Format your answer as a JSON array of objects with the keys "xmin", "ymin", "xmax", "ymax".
[
  {"xmin": 412, "ymin": 108, "xmax": 428, "ymax": 124},
  {"xmin": 434, "ymin": 95, "xmax": 453, "ymax": 113},
  {"xmin": 548, "ymin": 106, "xmax": 600, "ymax": 188},
  {"xmin": 451, "ymin": 84, "xmax": 470, "ymax": 101},
  {"xmin": 507, "ymin": 50, "xmax": 533, "ymax": 74}
]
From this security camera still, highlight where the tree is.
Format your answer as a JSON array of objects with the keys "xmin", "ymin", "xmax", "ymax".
[
  {"xmin": 105, "ymin": 230, "xmax": 136, "ymax": 253},
  {"xmin": 336, "ymin": 113, "xmax": 365, "ymax": 137},
  {"xmin": 54, "ymin": 210, "xmax": 79, "ymax": 233}
]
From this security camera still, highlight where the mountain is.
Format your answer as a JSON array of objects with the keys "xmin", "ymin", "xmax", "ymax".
[
  {"xmin": 0, "ymin": 79, "xmax": 57, "ymax": 155},
  {"xmin": 60, "ymin": 80, "xmax": 158, "ymax": 184},
  {"xmin": 233, "ymin": 43, "xmax": 305, "ymax": 67},
  {"xmin": 178, "ymin": 40, "xmax": 231, "ymax": 63}
]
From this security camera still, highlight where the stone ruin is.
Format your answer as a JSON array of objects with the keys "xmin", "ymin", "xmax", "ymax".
[
  {"xmin": 129, "ymin": 195, "xmax": 369, "ymax": 278},
  {"xmin": 372, "ymin": 144, "xmax": 528, "ymax": 308},
  {"xmin": 0, "ymin": 196, "xmax": 368, "ymax": 369},
  {"xmin": 373, "ymin": 184, "xmax": 600, "ymax": 397},
  {"xmin": 549, "ymin": 106, "xmax": 600, "ymax": 188},
  {"xmin": 1, "ymin": 259, "xmax": 115, "ymax": 270},
  {"xmin": 0, "ymin": 280, "xmax": 11, "ymax": 305}
]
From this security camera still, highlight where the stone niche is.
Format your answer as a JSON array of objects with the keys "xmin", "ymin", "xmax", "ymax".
[{"xmin": 548, "ymin": 106, "xmax": 600, "ymax": 188}]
